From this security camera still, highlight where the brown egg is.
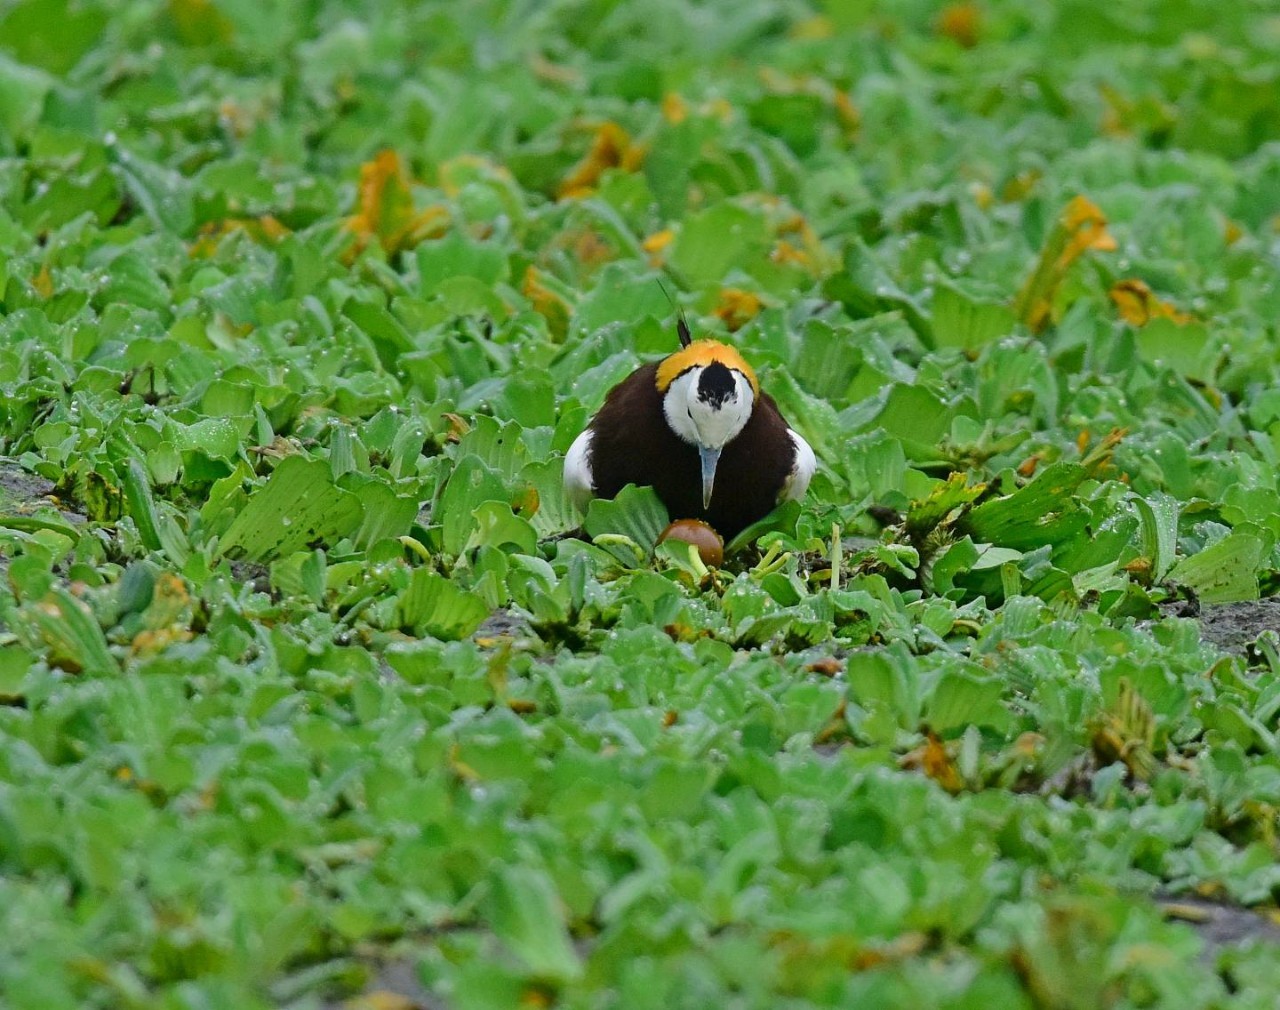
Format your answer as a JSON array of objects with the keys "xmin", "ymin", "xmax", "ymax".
[{"xmin": 658, "ymin": 519, "xmax": 724, "ymax": 568}]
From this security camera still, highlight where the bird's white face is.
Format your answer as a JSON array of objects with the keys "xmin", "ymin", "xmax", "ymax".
[
  {"xmin": 662, "ymin": 361, "xmax": 755, "ymax": 508},
  {"xmin": 662, "ymin": 363, "xmax": 755, "ymax": 450}
]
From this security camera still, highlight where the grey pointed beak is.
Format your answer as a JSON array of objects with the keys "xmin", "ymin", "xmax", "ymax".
[{"xmin": 699, "ymin": 446, "xmax": 721, "ymax": 510}]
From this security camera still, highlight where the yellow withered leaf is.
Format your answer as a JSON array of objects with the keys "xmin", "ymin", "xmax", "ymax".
[
  {"xmin": 522, "ymin": 265, "xmax": 572, "ymax": 337},
  {"xmin": 345, "ymin": 149, "xmax": 449, "ymax": 259},
  {"xmin": 1109, "ymin": 279, "xmax": 1192, "ymax": 326},
  {"xmin": 1091, "ymin": 676, "xmax": 1158, "ymax": 781},
  {"xmin": 789, "ymin": 15, "xmax": 835, "ymax": 41},
  {"xmin": 569, "ymin": 227, "xmax": 615, "ymax": 267},
  {"xmin": 345, "ymin": 991, "xmax": 419, "ymax": 1010},
  {"xmin": 901, "ymin": 731, "xmax": 963, "ymax": 793},
  {"xmin": 189, "ymin": 215, "xmax": 289, "ymax": 258},
  {"xmin": 1061, "ymin": 195, "xmax": 1118, "ymax": 260},
  {"xmin": 1014, "ymin": 195, "xmax": 1117, "ymax": 332},
  {"xmin": 937, "ymin": 2, "xmax": 981, "ymax": 48},
  {"xmin": 833, "ymin": 90, "xmax": 861, "ymax": 137},
  {"xmin": 713, "ymin": 288, "xmax": 765, "ymax": 331},
  {"xmin": 557, "ymin": 122, "xmax": 645, "ymax": 200},
  {"xmin": 642, "ymin": 228, "xmax": 674, "ymax": 266},
  {"xmin": 529, "ymin": 53, "xmax": 581, "ymax": 87},
  {"xmin": 31, "ymin": 264, "xmax": 53, "ymax": 299},
  {"xmin": 167, "ymin": 0, "xmax": 234, "ymax": 45}
]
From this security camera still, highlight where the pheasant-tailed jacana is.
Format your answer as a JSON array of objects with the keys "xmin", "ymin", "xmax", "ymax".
[{"xmin": 564, "ymin": 320, "xmax": 816, "ymax": 539}]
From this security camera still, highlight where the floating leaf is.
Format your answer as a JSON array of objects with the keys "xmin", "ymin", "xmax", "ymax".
[
  {"xmin": 583, "ymin": 484, "xmax": 669, "ymax": 563},
  {"xmin": 467, "ymin": 501, "xmax": 538, "ymax": 555},
  {"xmin": 522, "ymin": 459, "xmax": 579, "ymax": 538},
  {"xmin": 487, "ymin": 865, "xmax": 583, "ymax": 983},
  {"xmin": 1133, "ymin": 318, "xmax": 1213, "ymax": 383},
  {"xmin": 217, "ymin": 457, "xmax": 363, "ymax": 561},
  {"xmin": 121, "ymin": 459, "xmax": 190, "ymax": 566},
  {"xmin": 438, "ymin": 455, "xmax": 509, "ymax": 558},
  {"xmin": 906, "ymin": 473, "xmax": 986, "ymax": 540},
  {"xmin": 669, "ymin": 202, "xmax": 771, "ymax": 289},
  {"xmin": 725, "ymin": 499, "xmax": 801, "ymax": 555},
  {"xmin": 926, "ymin": 669, "xmax": 1010, "ymax": 733},
  {"xmin": 1167, "ymin": 529, "xmax": 1264, "ymax": 604},
  {"xmin": 21, "ymin": 587, "xmax": 118, "ymax": 676},
  {"xmin": 1132, "ymin": 493, "xmax": 1179, "ymax": 580},
  {"xmin": 961, "ymin": 463, "xmax": 1089, "ymax": 553},
  {"xmin": 396, "ymin": 569, "xmax": 488, "ymax": 640},
  {"xmin": 932, "ymin": 279, "xmax": 1017, "ymax": 350},
  {"xmin": 874, "ymin": 384, "xmax": 956, "ymax": 460}
]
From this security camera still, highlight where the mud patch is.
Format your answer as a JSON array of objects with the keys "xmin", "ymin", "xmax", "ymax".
[
  {"xmin": 319, "ymin": 957, "xmax": 447, "ymax": 1010},
  {"xmin": 1159, "ymin": 896, "xmax": 1280, "ymax": 956},
  {"xmin": 0, "ymin": 464, "xmax": 56, "ymax": 505},
  {"xmin": 473, "ymin": 607, "xmax": 533, "ymax": 642},
  {"xmin": 0, "ymin": 461, "xmax": 86, "ymax": 579},
  {"xmin": 1182, "ymin": 599, "xmax": 1280, "ymax": 655}
]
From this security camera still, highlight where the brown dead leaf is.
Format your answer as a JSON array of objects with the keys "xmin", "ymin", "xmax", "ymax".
[
  {"xmin": 529, "ymin": 53, "xmax": 581, "ymax": 88},
  {"xmin": 447, "ymin": 744, "xmax": 481, "ymax": 783},
  {"xmin": 789, "ymin": 15, "xmax": 835, "ymax": 40},
  {"xmin": 770, "ymin": 239, "xmax": 811, "ymax": 268},
  {"xmin": 519, "ymin": 985, "xmax": 556, "ymax": 1008},
  {"xmin": 833, "ymin": 91, "xmax": 861, "ymax": 137},
  {"xmin": 441, "ymin": 412, "xmax": 471, "ymax": 443},
  {"xmin": 1016, "ymin": 453, "xmax": 1042, "ymax": 478},
  {"xmin": 130, "ymin": 626, "xmax": 194, "ymax": 657},
  {"xmin": 1001, "ymin": 168, "xmax": 1042, "ymax": 203},
  {"xmin": 805, "ymin": 657, "xmax": 843, "ymax": 678},
  {"xmin": 814, "ymin": 700, "xmax": 850, "ymax": 745}
]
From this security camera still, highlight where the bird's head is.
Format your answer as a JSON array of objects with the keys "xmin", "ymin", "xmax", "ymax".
[{"xmin": 657, "ymin": 338, "xmax": 758, "ymax": 509}]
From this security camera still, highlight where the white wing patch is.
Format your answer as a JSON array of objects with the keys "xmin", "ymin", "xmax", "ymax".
[
  {"xmin": 563, "ymin": 428, "xmax": 595, "ymax": 512},
  {"xmin": 780, "ymin": 429, "xmax": 816, "ymax": 503}
]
